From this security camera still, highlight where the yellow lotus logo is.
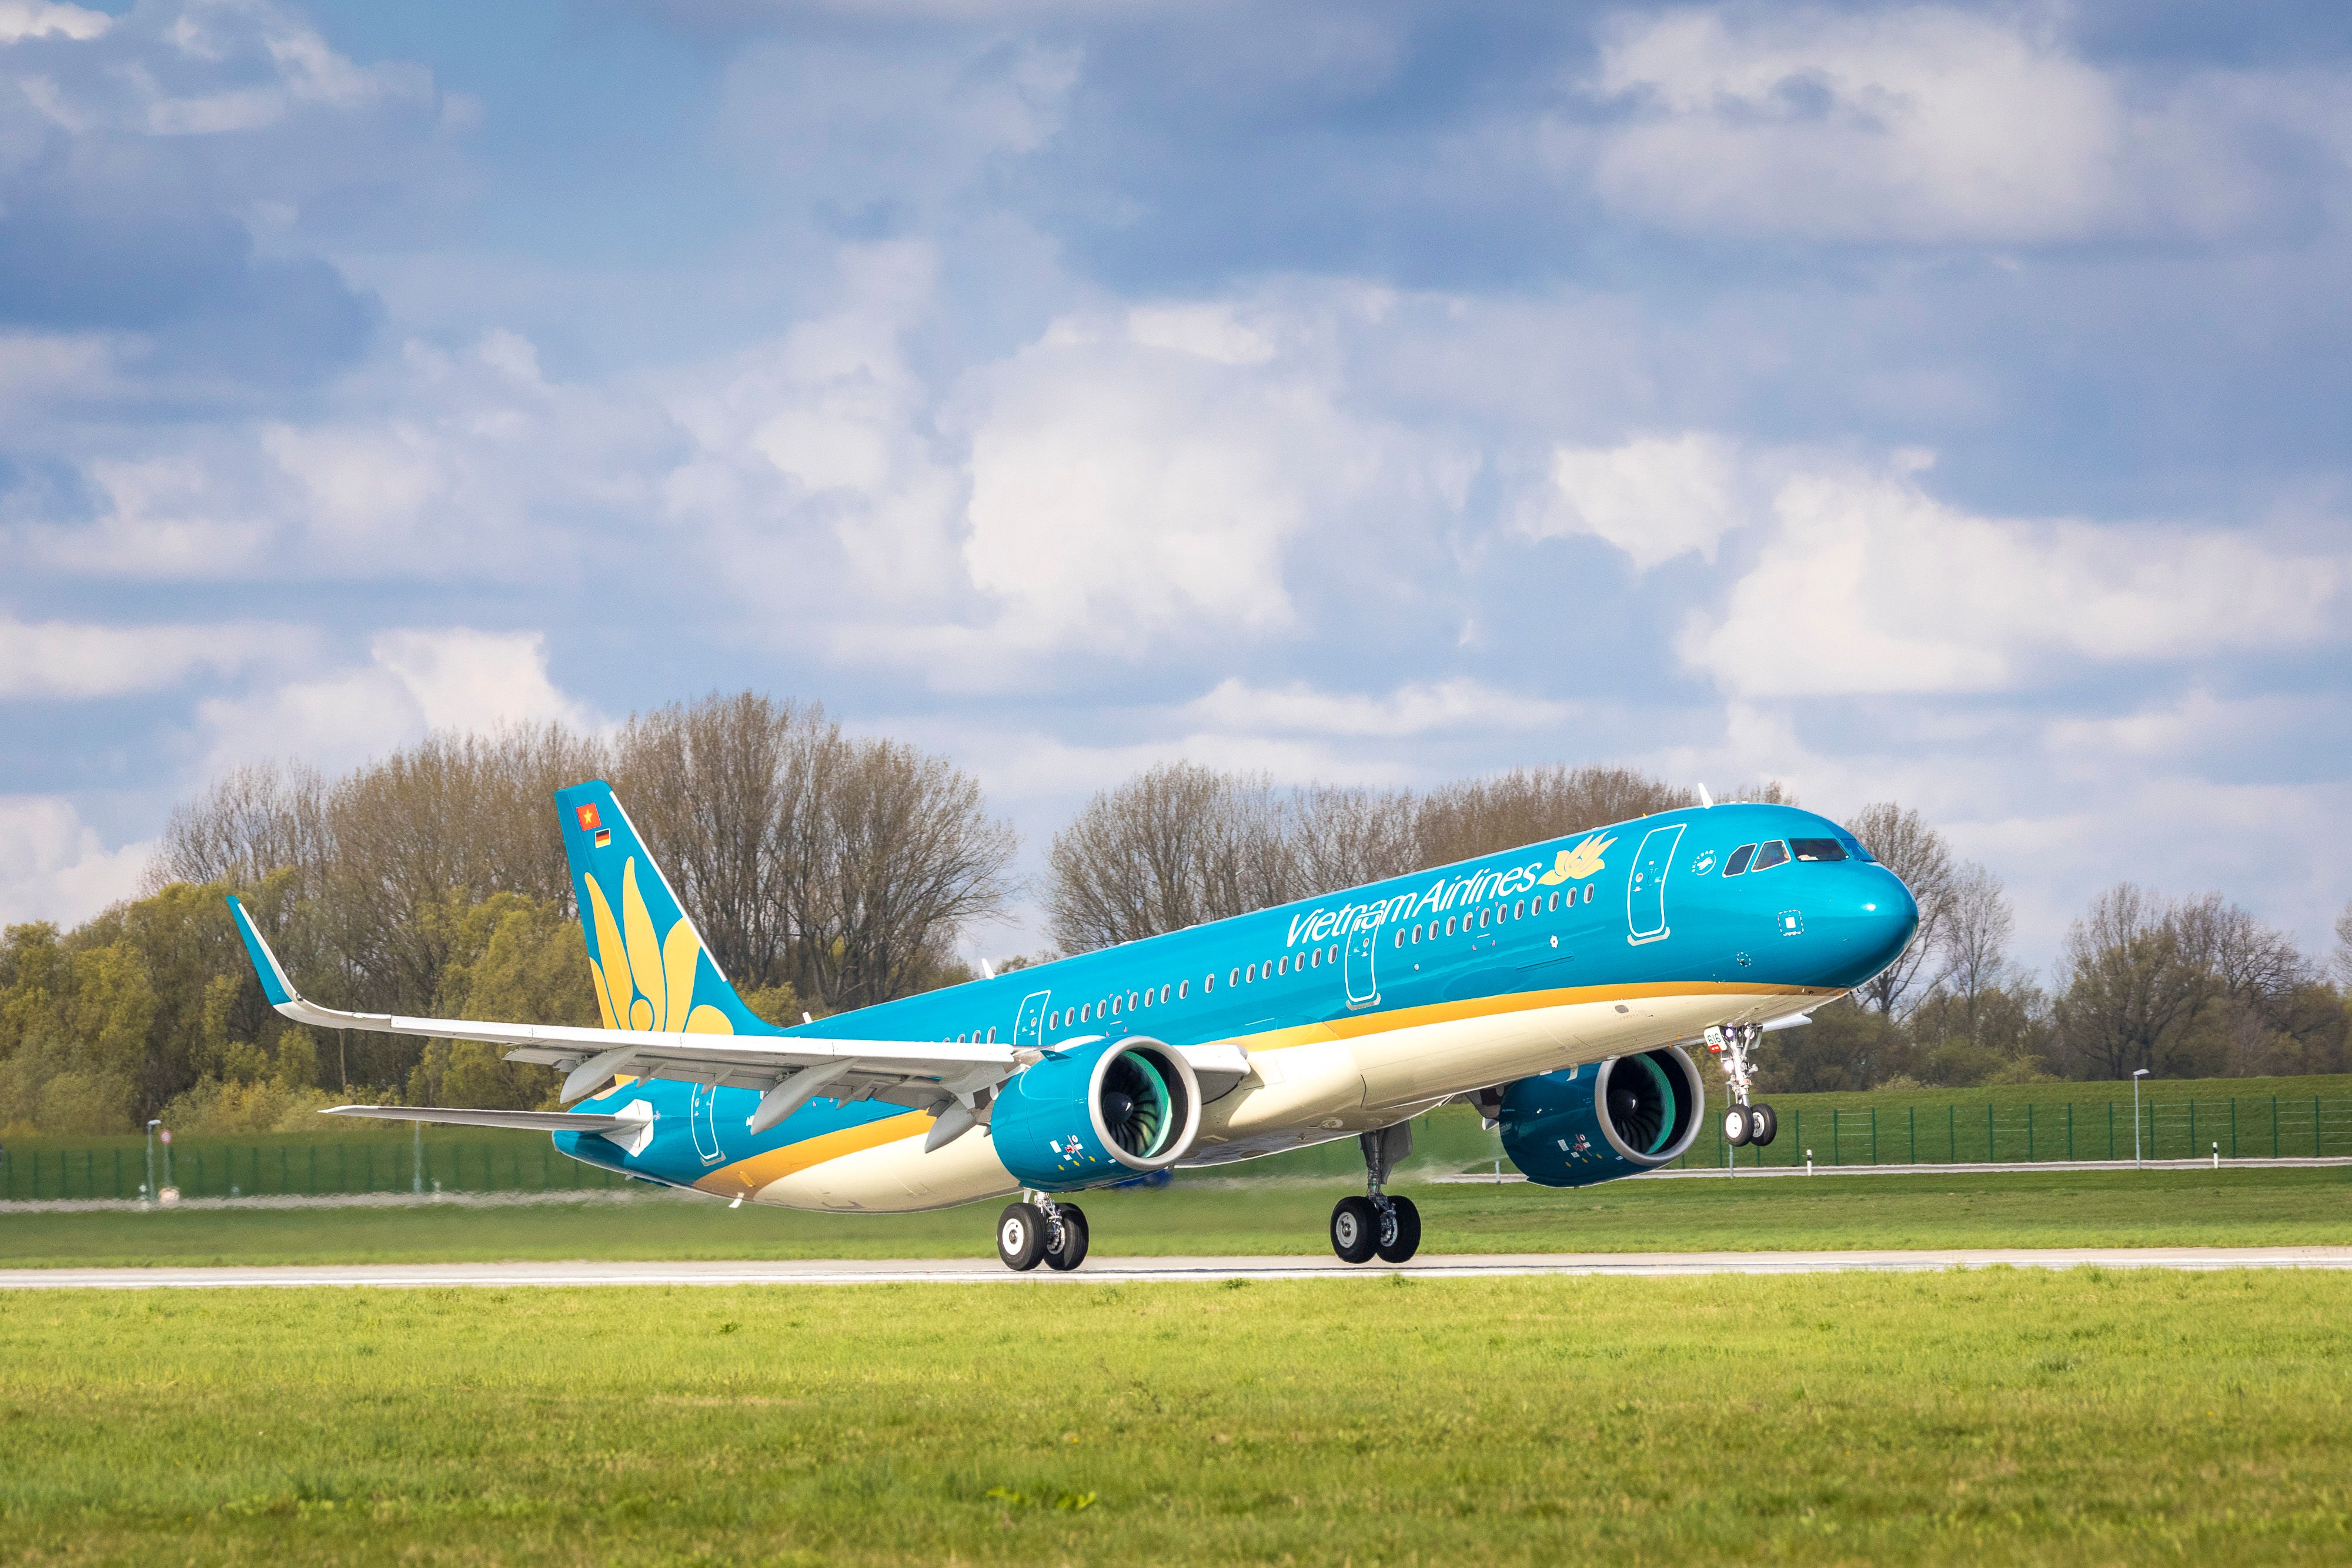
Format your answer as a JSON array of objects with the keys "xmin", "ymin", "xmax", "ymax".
[
  {"xmin": 1538, "ymin": 833, "xmax": 1615, "ymax": 885},
  {"xmin": 584, "ymin": 858, "xmax": 733, "ymax": 1036}
]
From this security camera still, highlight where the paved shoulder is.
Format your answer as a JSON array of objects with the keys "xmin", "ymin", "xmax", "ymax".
[{"xmin": 5, "ymin": 1247, "xmax": 2350, "ymax": 1289}]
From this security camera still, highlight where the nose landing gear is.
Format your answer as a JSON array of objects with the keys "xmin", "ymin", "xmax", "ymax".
[
  {"xmin": 1708, "ymin": 1024, "xmax": 1778, "ymax": 1148},
  {"xmin": 1330, "ymin": 1124, "xmax": 1422, "ymax": 1264}
]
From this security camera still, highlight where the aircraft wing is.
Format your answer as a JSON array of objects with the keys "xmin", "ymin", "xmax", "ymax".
[{"xmin": 226, "ymin": 895, "xmax": 1019, "ymax": 1112}]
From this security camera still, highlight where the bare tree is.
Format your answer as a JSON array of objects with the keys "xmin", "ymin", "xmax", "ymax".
[
  {"xmin": 2181, "ymin": 894, "xmax": 2311, "ymax": 1028},
  {"xmin": 1937, "ymin": 860, "xmax": 2014, "ymax": 1030},
  {"xmin": 1412, "ymin": 765, "xmax": 1690, "ymax": 869},
  {"xmin": 1046, "ymin": 761, "xmax": 1723, "ymax": 952},
  {"xmin": 613, "ymin": 693, "xmax": 827, "ymax": 992},
  {"xmin": 1046, "ymin": 764, "xmax": 1297, "ymax": 953},
  {"xmin": 149, "ymin": 761, "xmax": 331, "ymax": 895},
  {"xmin": 797, "ymin": 738, "xmax": 1018, "ymax": 1010},
  {"xmin": 2334, "ymin": 901, "xmax": 2352, "ymax": 989},
  {"xmin": 1846, "ymin": 802, "xmax": 1956, "ymax": 1016},
  {"xmin": 2052, "ymin": 883, "xmax": 2220, "ymax": 1079}
]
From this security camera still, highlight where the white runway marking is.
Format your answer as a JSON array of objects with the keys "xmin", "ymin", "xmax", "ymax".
[{"xmin": 4, "ymin": 1248, "xmax": 2348, "ymax": 1289}]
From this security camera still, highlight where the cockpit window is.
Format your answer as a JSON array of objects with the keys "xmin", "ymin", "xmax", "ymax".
[
  {"xmin": 1750, "ymin": 840, "xmax": 1789, "ymax": 872},
  {"xmin": 1723, "ymin": 843, "xmax": 1756, "ymax": 877},
  {"xmin": 1789, "ymin": 838, "xmax": 1847, "ymax": 862},
  {"xmin": 1841, "ymin": 833, "xmax": 1876, "ymax": 862}
]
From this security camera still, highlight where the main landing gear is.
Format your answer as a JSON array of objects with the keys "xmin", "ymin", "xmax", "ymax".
[
  {"xmin": 1331, "ymin": 1123, "xmax": 1421, "ymax": 1265},
  {"xmin": 1708, "ymin": 1023, "xmax": 1779, "ymax": 1148},
  {"xmin": 997, "ymin": 1193, "xmax": 1090, "ymax": 1272}
]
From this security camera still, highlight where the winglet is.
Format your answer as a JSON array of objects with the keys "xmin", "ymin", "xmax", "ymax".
[{"xmin": 225, "ymin": 895, "xmax": 297, "ymax": 1007}]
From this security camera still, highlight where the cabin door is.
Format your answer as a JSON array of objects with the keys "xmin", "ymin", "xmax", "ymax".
[
  {"xmin": 1625, "ymin": 823, "xmax": 1685, "ymax": 947},
  {"xmin": 1013, "ymin": 989, "xmax": 1051, "ymax": 1047},
  {"xmin": 1344, "ymin": 918, "xmax": 1381, "ymax": 1009},
  {"xmin": 689, "ymin": 1082, "xmax": 724, "ymax": 1165}
]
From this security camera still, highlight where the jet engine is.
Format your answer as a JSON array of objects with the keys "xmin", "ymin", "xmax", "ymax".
[
  {"xmin": 1496, "ymin": 1047, "xmax": 1703, "ymax": 1188},
  {"xmin": 990, "ymin": 1037, "xmax": 1202, "ymax": 1191}
]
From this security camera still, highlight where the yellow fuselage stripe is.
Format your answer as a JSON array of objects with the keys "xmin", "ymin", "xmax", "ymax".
[{"xmin": 694, "ymin": 975, "xmax": 1824, "ymax": 1193}]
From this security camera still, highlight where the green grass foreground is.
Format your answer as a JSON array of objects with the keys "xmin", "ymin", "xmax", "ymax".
[
  {"xmin": 3, "ymin": 1272, "xmax": 2348, "ymax": 1564},
  {"xmin": 6, "ymin": 1165, "xmax": 2348, "ymax": 1268}
]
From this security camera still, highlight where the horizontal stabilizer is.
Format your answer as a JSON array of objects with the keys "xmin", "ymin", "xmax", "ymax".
[{"xmin": 320, "ymin": 1105, "xmax": 632, "ymax": 1134}]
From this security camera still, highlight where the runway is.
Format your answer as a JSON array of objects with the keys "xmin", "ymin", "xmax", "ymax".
[{"xmin": 5, "ymin": 1246, "xmax": 2348, "ymax": 1289}]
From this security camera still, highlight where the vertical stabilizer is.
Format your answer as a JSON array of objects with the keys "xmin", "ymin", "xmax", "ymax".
[{"xmin": 553, "ymin": 781, "xmax": 774, "ymax": 1038}]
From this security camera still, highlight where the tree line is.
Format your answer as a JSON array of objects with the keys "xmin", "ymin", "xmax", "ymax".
[{"xmin": 1, "ymin": 694, "xmax": 2346, "ymax": 1136}]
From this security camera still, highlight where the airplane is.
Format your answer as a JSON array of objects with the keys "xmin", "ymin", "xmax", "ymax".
[{"xmin": 225, "ymin": 780, "xmax": 1918, "ymax": 1270}]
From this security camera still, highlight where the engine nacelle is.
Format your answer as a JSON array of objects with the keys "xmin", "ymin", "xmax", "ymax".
[
  {"xmin": 1498, "ymin": 1047, "xmax": 1704, "ymax": 1188},
  {"xmin": 991, "ymin": 1037, "xmax": 1202, "ymax": 1192}
]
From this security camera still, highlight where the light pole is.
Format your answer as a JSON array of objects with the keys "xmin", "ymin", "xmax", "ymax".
[
  {"xmin": 145, "ymin": 1119, "xmax": 159, "ymax": 1205},
  {"xmin": 2133, "ymin": 1069, "xmax": 2151, "ymax": 1167}
]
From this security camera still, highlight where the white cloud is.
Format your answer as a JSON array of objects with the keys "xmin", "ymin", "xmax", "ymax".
[
  {"xmin": 1678, "ymin": 460, "xmax": 2344, "ymax": 697},
  {"xmin": 956, "ymin": 304, "xmax": 1433, "ymax": 651},
  {"xmin": 1521, "ymin": 432, "xmax": 1745, "ymax": 569},
  {"xmin": 663, "ymin": 243, "xmax": 966, "ymax": 605},
  {"xmin": 196, "ymin": 627, "xmax": 598, "ymax": 777},
  {"xmin": 1575, "ymin": 6, "xmax": 2337, "ymax": 244},
  {"xmin": 0, "ymin": 1, "xmax": 108, "ymax": 44},
  {"xmin": 0, "ymin": 617, "xmax": 302, "ymax": 698},
  {"xmin": 1184, "ymin": 677, "xmax": 1571, "ymax": 738},
  {"xmin": 0, "ymin": 796, "xmax": 149, "ymax": 927}
]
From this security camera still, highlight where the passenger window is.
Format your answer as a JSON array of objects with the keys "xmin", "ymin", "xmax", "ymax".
[
  {"xmin": 1141, "ymin": 988, "xmax": 1151, "ymax": 1008},
  {"xmin": 1752, "ymin": 841, "xmax": 1789, "ymax": 871},
  {"xmin": 1077, "ymin": 1004, "xmax": 1088, "ymax": 1023},
  {"xmin": 1514, "ymin": 898, "xmax": 1526, "ymax": 918},
  {"xmin": 1723, "ymin": 844, "xmax": 1756, "ymax": 877},
  {"xmin": 1309, "ymin": 948, "xmax": 1321, "ymax": 968},
  {"xmin": 1445, "ymin": 916, "xmax": 1456, "ymax": 936},
  {"xmin": 1790, "ymin": 838, "xmax": 1847, "ymax": 862},
  {"xmin": 987, "ymin": 1027, "xmax": 997, "ymax": 1043},
  {"xmin": 1410, "ymin": 925, "xmax": 1421, "ymax": 944},
  {"xmin": 1180, "ymin": 980, "xmax": 1191, "ymax": 999},
  {"xmin": 1392, "ymin": 928, "xmax": 1403, "ymax": 948},
  {"xmin": 1547, "ymin": 891, "xmax": 1558, "ymax": 912},
  {"xmin": 1245, "ymin": 964, "xmax": 1256, "ymax": 982},
  {"xmin": 1582, "ymin": 885, "xmax": 1593, "ymax": 905},
  {"xmin": 1228, "ymin": 968, "xmax": 1238, "ymax": 987},
  {"xmin": 1160, "ymin": 984, "xmax": 1169, "ymax": 1003},
  {"xmin": 1478, "ymin": 908, "xmax": 1491, "ymax": 928},
  {"xmin": 1109, "ymin": 997, "xmax": 1120, "ymax": 1017}
]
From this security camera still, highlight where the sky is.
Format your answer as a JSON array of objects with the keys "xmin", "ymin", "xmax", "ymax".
[{"xmin": 2, "ymin": 0, "xmax": 2348, "ymax": 974}]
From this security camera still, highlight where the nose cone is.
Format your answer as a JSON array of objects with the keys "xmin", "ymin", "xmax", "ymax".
[
  {"xmin": 1800, "ymin": 864, "xmax": 1919, "ymax": 990},
  {"xmin": 1865, "ymin": 868, "xmax": 1921, "ymax": 972}
]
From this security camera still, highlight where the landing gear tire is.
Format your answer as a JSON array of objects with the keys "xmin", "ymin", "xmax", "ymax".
[
  {"xmin": 1375, "ymin": 1195, "xmax": 1421, "ymax": 1264},
  {"xmin": 1750, "ymin": 1104, "xmax": 1778, "ymax": 1146},
  {"xmin": 1043, "ymin": 1204, "xmax": 1090, "ymax": 1271},
  {"xmin": 1722, "ymin": 1105, "xmax": 1753, "ymax": 1147},
  {"xmin": 1331, "ymin": 1196, "xmax": 1379, "ymax": 1263},
  {"xmin": 997, "ymin": 1202, "xmax": 1046, "ymax": 1271}
]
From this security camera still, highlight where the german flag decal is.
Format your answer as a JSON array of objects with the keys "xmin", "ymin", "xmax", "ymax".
[{"xmin": 594, "ymin": 828, "xmax": 612, "ymax": 848}]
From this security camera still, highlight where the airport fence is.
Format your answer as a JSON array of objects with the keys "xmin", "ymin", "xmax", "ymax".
[
  {"xmin": 0, "ymin": 1136, "xmax": 630, "ymax": 1203},
  {"xmin": 5, "ymin": 1092, "xmax": 2350, "ymax": 1202},
  {"xmin": 1670, "ymin": 1094, "xmax": 2352, "ymax": 1171}
]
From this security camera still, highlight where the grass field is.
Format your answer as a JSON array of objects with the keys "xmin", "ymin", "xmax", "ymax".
[
  {"xmin": 4, "ymin": 1271, "xmax": 2348, "ymax": 1564},
  {"xmin": 7, "ymin": 1164, "xmax": 2348, "ymax": 1269}
]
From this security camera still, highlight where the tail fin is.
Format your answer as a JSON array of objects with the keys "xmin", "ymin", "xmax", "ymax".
[{"xmin": 553, "ymin": 780, "xmax": 774, "ymax": 1037}]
